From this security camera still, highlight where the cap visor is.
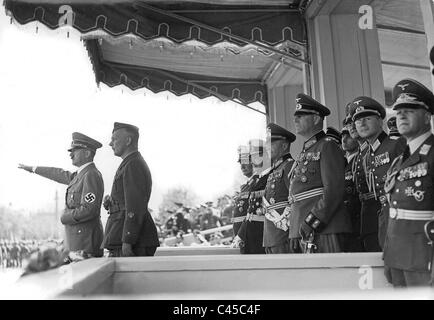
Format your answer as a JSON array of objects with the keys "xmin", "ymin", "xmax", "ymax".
[
  {"xmin": 352, "ymin": 110, "xmax": 381, "ymax": 121},
  {"xmin": 392, "ymin": 102, "xmax": 430, "ymax": 112}
]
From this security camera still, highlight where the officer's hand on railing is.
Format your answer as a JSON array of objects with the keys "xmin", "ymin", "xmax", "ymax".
[
  {"xmin": 103, "ymin": 195, "xmax": 112, "ymax": 211},
  {"xmin": 18, "ymin": 164, "xmax": 33, "ymax": 173}
]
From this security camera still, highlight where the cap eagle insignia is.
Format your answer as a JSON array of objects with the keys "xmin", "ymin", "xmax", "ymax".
[{"xmin": 398, "ymin": 83, "xmax": 410, "ymax": 91}]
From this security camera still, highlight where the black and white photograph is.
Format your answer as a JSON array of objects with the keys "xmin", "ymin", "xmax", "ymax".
[{"xmin": 0, "ymin": 0, "xmax": 433, "ymax": 306}]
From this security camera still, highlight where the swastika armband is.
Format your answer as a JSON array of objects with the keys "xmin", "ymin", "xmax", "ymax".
[
  {"xmin": 84, "ymin": 193, "xmax": 96, "ymax": 203},
  {"xmin": 305, "ymin": 213, "xmax": 325, "ymax": 232}
]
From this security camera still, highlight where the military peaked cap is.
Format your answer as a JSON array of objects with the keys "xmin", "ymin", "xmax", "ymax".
[
  {"xmin": 392, "ymin": 79, "xmax": 434, "ymax": 114},
  {"xmin": 351, "ymin": 96, "xmax": 386, "ymax": 121},
  {"xmin": 267, "ymin": 123, "xmax": 296, "ymax": 143},
  {"xmin": 67, "ymin": 132, "xmax": 102, "ymax": 152},
  {"xmin": 113, "ymin": 122, "xmax": 139, "ymax": 134},
  {"xmin": 294, "ymin": 93, "xmax": 330, "ymax": 117},
  {"xmin": 326, "ymin": 127, "xmax": 342, "ymax": 144},
  {"xmin": 341, "ymin": 127, "xmax": 350, "ymax": 136},
  {"xmin": 386, "ymin": 116, "xmax": 399, "ymax": 136}
]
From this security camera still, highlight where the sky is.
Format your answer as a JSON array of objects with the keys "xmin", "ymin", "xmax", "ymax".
[{"xmin": 0, "ymin": 9, "xmax": 267, "ymax": 221}]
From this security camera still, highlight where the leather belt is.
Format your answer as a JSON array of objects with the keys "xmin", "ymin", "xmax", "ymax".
[
  {"xmin": 359, "ymin": 192, "xmax": 387, "ymax": 205},
  {"xmin": 230, "ymin": 215, "xmax": 265, "ymax": 223},
  {"xmin": 264, "ymin": 187, "xmax": 324, "ymax": 211},
  {"xmin": 109, "ymin": 202, "xmax": 123, "ymax": 214},
  {"xmin": 231, "ymin": 216, "xmax": 246, "ymax": 223},
  {"xmin": 389, "ymin": 208, "xmax": 434, "ymax": 220},
  {"xmin": 359, "ymin": 192, "xmax": 376, "ymax": 201}
]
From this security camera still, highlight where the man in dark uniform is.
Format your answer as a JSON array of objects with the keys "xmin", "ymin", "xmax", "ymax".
[
  {"xmin": 262, "ymin": 123, "xmax": 296, "ymax": 254},
  {"xmin": 387, "ymin": 116, "xmax": 401, "ymax": 139},
  {"xmin": 289, "ymin": 94, "xmax": 352, "ymax": 253},
  {"xmin": 18, "ymin": 132, "xmax": 105, "ymax": 257},
  {"xmin": 231, "ymin": 145, "xmax": 254, "ymax": 248},
  {"xmin": 383, "ymin": 79, "xmax": 434, "ymax": 287},
  {"xmin": 352, "ymin": 97, "xmax": 406, "ymax": 250},
  {"xmin": 237, "ymin": 139, "xmax": 267, "ymax": 254},
  {"xmin": 345, "ymin": 101, "xmax": 371, "ymax": 251},
  {"xmin": 342, "ymin": 123, "xmax": 363, "ymax": 252},
  {"xmin": 102, "ymin": 122, "xmax": 159, "ymax": 257}
]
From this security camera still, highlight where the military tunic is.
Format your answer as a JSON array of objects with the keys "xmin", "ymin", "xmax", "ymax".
[
  {"xmin": 383, "ymin": 134, "xmax": 434, "ymax": 285},
  {"xmin": 102, "ymin": 151, "xmax": 159, "ymax": 255},
  {"xmin": 262, "ymin": 153, "xmax": 294, "ymax": 252},
  {"xmin": 344, "ymin": 151, "xmax": 362, "ymax": 252},
  {"xmin": 231, "ymin": 175, "xmax": 257, "ymax": 238},
  {"xmin": 288, "ymin": 131, "xmax": 351, "ymax": 252},
  {"xmin": 35, "ymin": 163, "xmax": 104, "ymax": 256},
  {"xmin": 237, "ymin": 173, "xmax": 267, "ymax": 254},
  {"xmin": 361, "ymin": 131, "xmax": 406, "ymax": 250}
]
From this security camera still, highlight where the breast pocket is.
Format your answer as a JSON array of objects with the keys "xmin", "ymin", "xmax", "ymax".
[
  {"xmin": 66, "ymin": 191, "xmax": 81, "ymax": 208},
  {"xmin": 113, "ymin": 175, "xmax": 124, "ymax": 193}
]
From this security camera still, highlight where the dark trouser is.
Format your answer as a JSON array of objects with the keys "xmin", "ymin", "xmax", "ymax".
[
  {"xmin": 241, "ymin": 243, "xmax": 265, "ymax": 254},
  {"xmin": 378, "ymin": 206, "xmax": 389, "ymax": 250},
  {"xmin": 346, "ymin": 234, "xmax": 363, "ymax": 252},
  {"xmin": 361, "ymin": 233, "xmax": 382, "ymax": 252},
  {"xmin": 360, "ymin": 199, "xmax": 382, "ymax": 252},
  {"xmin": 240, "ymin": 222, "xmax": 265, "ymax": 254},
  {"xmin": 265, "ymin": 239, "xmax": 293, "ymax": 254},
  {"xmin": 384, "ymin": 265, "xmax": 431, "ymax": 287},
  {"xmin": 108, "ymin": 246, "xmax": 157, "ymax": 257}
]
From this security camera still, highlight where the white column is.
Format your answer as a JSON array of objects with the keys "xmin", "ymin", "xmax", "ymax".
[
  {"xmin": 267, "ymin": 84, "xmax": 304, "ymax": 156},
  {"xmin": 306, "ymin": 0, "xmax": 385, "ymax": 129},
  {"xmin": 420, "ymin": 0, "xmax": 434, "ymax": 89}
]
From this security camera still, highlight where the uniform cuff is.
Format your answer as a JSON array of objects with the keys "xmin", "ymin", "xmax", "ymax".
[
  {"xmin": 32, "ymin": 166, "xmax": 37, "ymax": 173},
  {"xmin": 305, "ymin": 213, "xmax": 326, "ymax": 232}
]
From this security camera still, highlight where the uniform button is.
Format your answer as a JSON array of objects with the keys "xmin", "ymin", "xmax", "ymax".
[
  {"xmin": 127, "ymin": 232, "xmax": 130, "ymax": 235},
  {"xmin": 393, "ymin": 201, "xmax": 397, "ymax": 205},
  {"xmin": 78, "ymin": 230, "xmax": 82, "ymax": 234},
  {"xmin": 396, "ymin": 189, "xmax": 399, "ymax": 192},
  {"xmin": 372, "ymin": 169, "xmax": 375, "ymax": 172}
]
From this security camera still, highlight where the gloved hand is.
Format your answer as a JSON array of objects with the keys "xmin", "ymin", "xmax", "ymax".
[
  {"xmin": 230, "ymin": 235, "xmax": 244, "ymax": 248},
  {"xmin": 18, "ymin": 163, "xmax": 33, "ymax": 173},
  {"xmin": 103, "ymin": 195, "xmax": 112, "ymax": 211}
]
